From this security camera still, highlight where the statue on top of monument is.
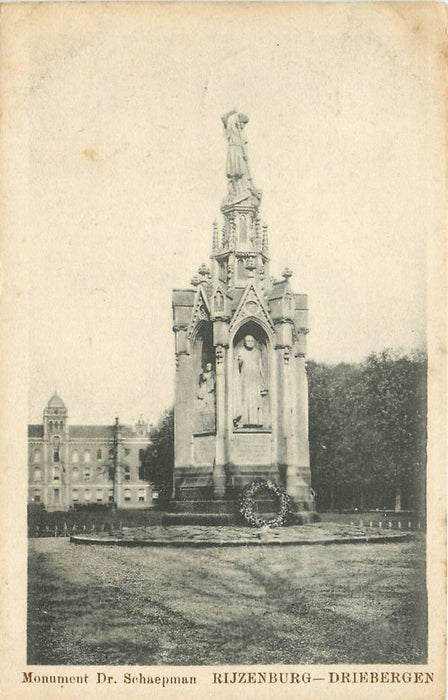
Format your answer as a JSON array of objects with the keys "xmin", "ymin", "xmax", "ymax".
[{"xmin": 222, "ymin": 109, "xmax": 260, "ymax": 204}]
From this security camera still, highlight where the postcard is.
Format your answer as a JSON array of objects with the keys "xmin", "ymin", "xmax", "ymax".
[{"xmin": 0, "ymin": 2, "xmax": 446, "ymax": 698}]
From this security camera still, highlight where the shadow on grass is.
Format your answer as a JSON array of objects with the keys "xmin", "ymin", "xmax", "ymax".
[{"xmin": 28, "ymin": 539, "xmax": 427, "ymax": 666}]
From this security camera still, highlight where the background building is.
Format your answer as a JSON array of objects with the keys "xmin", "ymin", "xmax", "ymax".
[{"xmin": 28, "ymin": 393, "xmax": 152, "ymax": 511}]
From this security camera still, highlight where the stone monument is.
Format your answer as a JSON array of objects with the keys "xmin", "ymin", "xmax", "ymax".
[{"xmin": 172, "ymin": 110, "xmax": 316, "ymax": 520}]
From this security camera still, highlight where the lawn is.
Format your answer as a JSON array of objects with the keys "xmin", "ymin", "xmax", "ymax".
[{"xmin": 27, "ymin": 537, "xmax": 426, "ymax": 666}]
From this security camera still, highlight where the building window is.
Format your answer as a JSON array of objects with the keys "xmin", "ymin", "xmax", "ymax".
[
  {"xmin": 49, "ymin": 421, "xmax": 53, "ymax": 433},
  {"xmin": 219, "ymin": 261, "xmax": 226, "ymax": 283},
  {"xmin": 96, "ymin": 489, "xmax": 103, "ymax": 502},
  {"xmin": 124, "ymin": 466, "xmax": 131, "ymax": 482},
  {"xmin": 33, "ymin": 449, "xmax": 41, "ymax": 463},
  {"xmin": 72, "ymin": 451, "xmax": 79, "ymax": 463},
  {"xmin": 54, "ymin": 488, "xmax": 60, "ymax": 504},
  {"xmin": 34, "ymin": 467, "xmax": 42, "ymax": 482},
  {"xmin": 84, "ymin": 450, "xmax": 91, "ymax": 463},
  {"xmin": 138, "ymin": 488, "xmax": 145, "ymax": 502},
  {"xmin": 53, "ymin": 467, "xmax": 60, "ymax": 481},
  {"xmin": 97, "ymin": 449, "xmax": 102, "ymax": 460},
  {"xmin": 33, "ymin": 490, "xmax": 41, "ymax": 503},
  {"xmin": 124, "ymin": 489, "xmax": 131, "ymax": 502},
  {"xmin": 72, "ymin": 489, "xmax": 79, "ymax": 502},
  {"xmin": 239, "ymin": 215, "xmax": 247, "ymax": 242},
  {"xmin": 84, "ymin": 489, "xmax": 91, "ymax": 501},
  {"xmin": 237, "ymin": 258, "xmax": 248, "ymax": 280},
  {"xmin": 84, "ymin": 468, "xmax": 91, "ymax": 482},
  {"xmin": 72, "ymin": 466, "xmax": 79, "ymax": 480},
  {"xmin": 108, "ymin": 448, "xmax": 114, "ymax": 458},
  {"xmin": 108, "ymin": 490, "xmax": 114, "ymax": 503},
  {"xmin": 124, "ymin": 448, "xmax": 131, "ymax": 457},
  {"xmin": 214, "ymin": 290, "xmax": 224, "ymax": 312},
  {"xmin": 108, "ymin": 466, "xmax": 114, "ymax": 481},
  {"xmin": 52, "ymin": 435, "xmax": 60, "ymax": 462},
  {"xmin": 138, "ymin": 449, "xmax": 146, "ymax": 480}
]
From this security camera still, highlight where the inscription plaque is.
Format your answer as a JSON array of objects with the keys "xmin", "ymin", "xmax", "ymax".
[
  {"xmin": 193, "ymin": 434, "xmax": 215, "ymax": 466},
  {"xmin": 232, "ymin": 432, "xmax": 271, "ymax": 465}
]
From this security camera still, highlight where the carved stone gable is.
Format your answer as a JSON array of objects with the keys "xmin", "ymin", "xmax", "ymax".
[
  {"xmin": 229, "ymin": 283, "xmax": 275, "ymax": 334},
  {"xmin": 187, "ymin": 288, "xmax": 211, "ymax": 339}
]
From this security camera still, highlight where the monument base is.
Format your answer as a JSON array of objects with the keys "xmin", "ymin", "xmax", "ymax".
[{"xmin": 165, "ymin": 497, "xmax": 319, "ymax": 527}]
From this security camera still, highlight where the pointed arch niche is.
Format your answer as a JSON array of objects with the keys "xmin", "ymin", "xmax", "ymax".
[
  {"xmin": 232, "ymin": 320, "xmax": 271, "ymax": 430},
  {"xmin": 192, "ymin": 322, "xmax": 216, "ymax": 434}
]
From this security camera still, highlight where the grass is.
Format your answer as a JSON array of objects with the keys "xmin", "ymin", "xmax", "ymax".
[{"xmin": 28, "ymin": 537, "xmax": 427, "ymax": 666}]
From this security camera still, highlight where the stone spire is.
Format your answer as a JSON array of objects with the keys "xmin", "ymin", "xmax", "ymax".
[{"xmin": 208, "ymin": 111, "xmax": 268, "ymax": 292}]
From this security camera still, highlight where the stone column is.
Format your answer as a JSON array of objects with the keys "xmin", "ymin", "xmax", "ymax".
[
  {"xmin": 41, "ymin": 440, "xmax": 46, "ymax": 509},
  {"xmin": 173, "ymin": 351, "xmax": 192, "ymax": 470},
  {"xmin": 213, "ymin": 344, "xmax": 227, "ymax": 499},
  {"xmin": 269, "ymin": 345, "xmax": 279, "ymax": 478},
  {"xmin": 294, "ymin": 330, "xmax": 311, "ymax": 486},
  {"xmin": 113, "ymin": 418, "xmax": 122, "ymax": 508},
  {"xmin": 64, "ymin": 437, "xmax": 70, "ymax": 510},
  {"xmin": 282, "ymin": 346, "xmax": 303, "ymax": 499},
  {"xmin": 274, "ymin": 344, "xmax": 285, "ymax": 469}
]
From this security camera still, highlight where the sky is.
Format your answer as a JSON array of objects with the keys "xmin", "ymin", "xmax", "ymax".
[{"xmin": 26, "ymin": 3, "xmax": 436, "ymax": 425}]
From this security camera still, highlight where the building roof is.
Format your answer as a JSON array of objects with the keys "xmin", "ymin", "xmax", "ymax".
[
  {"xmin": 69, "ymin": 425, "xmax": 115, "ymax": 439},
  {"xmin": 28, "ymin": 421, "xmax": 150, "ymax": 441},
  {"xmin": 47, "ymin": 392, "xmax": 66, "ymax": 410}
]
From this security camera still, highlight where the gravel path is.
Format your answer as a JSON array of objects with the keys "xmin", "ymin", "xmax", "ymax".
[
  {"xmin": 28, "ymin": 537, "xmax": 427, "ymax": 666},
  {"xmin": 70, "ymin": 522, "xmax": 412, "ymax": 546}
]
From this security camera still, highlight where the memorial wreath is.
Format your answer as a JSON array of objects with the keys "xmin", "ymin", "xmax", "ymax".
[{"xmin": 239, "ymin": 479, "xmax": 294, "ymax": 528}]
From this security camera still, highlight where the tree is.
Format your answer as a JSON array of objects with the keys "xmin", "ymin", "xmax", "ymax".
[
  {"xmin": 143, "ymin": 407, "xmax": 174, "ymax": 504},
  {"xmin": 307, "ymin": 350, "xmax": 426, "ymax": 512},
  {"xmin": 361, "ymin": 350, "xmax": 426, "ymax": 512}
]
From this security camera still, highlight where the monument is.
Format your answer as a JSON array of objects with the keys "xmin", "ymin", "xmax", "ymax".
[{"xmin": 172, "ymin": 110, "xmax": 316, "ymax": 521}]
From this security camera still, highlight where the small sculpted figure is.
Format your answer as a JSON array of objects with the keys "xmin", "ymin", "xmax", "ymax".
[{"xmin": 197, "ymin": 362, "xmax": 216, "ymax": 410}]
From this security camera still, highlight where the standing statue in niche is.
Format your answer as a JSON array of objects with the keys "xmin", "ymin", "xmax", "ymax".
[
  {"xmin": 197, "ymin": 363, "xmax": 216, "ymax": 411},
  {"xmin": 235, "ymin": 335, "xmax": 268, "ymax": 427}
]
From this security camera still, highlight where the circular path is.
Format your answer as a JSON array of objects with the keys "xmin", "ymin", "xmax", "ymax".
[{"xmin": 70, "ymin": 523, "xmax": 414, "ymax": 547}]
